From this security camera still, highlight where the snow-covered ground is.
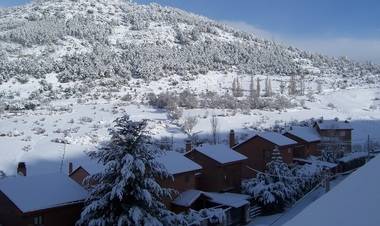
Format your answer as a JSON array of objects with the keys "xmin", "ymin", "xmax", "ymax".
[{"xmin": 1, "ymin": 86, "xmax": 380, "ymax": 176}]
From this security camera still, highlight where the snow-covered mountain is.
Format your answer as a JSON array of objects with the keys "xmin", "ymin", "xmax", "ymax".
[
  {"xmin": 0, "ymin": 0, "xmax": 379, "ymax": 107},
  {"xmin": 1, "ymin": 0, "xmax": 380, "ymax": 177}
]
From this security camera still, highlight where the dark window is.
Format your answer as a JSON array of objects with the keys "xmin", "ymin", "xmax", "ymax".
[{"xmin": 33, "ymin": 216, "xmax": 44, "ymax": 225}]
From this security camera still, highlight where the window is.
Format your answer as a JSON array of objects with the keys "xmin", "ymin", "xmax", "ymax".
[
  {"xmin": 33, "ymin": 216, "xmax": 43, "ymax": 225},
  {"xmin": 339, "ymin": 131, "xmax": 346, "ymax": 136}
]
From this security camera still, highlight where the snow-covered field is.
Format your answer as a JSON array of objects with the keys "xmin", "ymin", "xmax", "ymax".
[{"xmin": 1, "ymin": 84, "xmax": 379, "ymax": 176}]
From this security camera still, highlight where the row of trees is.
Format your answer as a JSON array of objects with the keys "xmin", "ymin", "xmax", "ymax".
[{"xmin": 147, "ymin": 88, "xmax": 296, "ymax": 120}]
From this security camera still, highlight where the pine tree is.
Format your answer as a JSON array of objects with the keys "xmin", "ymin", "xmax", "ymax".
[
  {"xmin": 231, "ymin": 78, "xmax": 237, "ymax": 97},
  {"xmin": 249, "ymin": 75, "xmax": 255, "ymax": 99},
  {"xmin": 77, "ymin": 115, "xmax": 182, "ymax": 226},
  {"xmin": 279, "ymin": 80, "xmax": 285, "ymax": 94},
  {"xmin": 288, "ymin": 73, "xmax": 297, "ymax": 96},
  {"xmin": 237, "ymin": 77, "xmax": 243, "ymax": 97},
  {"xmin": 264, "ymin": 76, "xmax": 273, "ymax": 97},
  {"xmin": 248, "ymin": 75, "xmax": 258, "ymax": 109},
  {"xmin": 256, "ymin": 77, "xmax": 261, "ymax": 98}
]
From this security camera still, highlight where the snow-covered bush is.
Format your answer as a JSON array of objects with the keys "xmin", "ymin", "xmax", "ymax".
[
  {"xmin": 242, "ymin": 147, "xmax": 323, "ymax": 214},
  {"xmin": 180, "ymin": 208, "xmax": 226, "ymax": 225},
  {"xmin": 0, "ymin": 170, "xmax": 5, "ymax": 179}
]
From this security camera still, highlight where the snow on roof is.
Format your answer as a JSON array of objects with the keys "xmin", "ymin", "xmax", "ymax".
[
  {"xmin": 235, "ymin": 131, "xmax": 297, "ymax": 147},
  {"xmin": 0, "ymin": 173, "xmax": 88, "ymax": 213},
  {"xmin": 258, "ymin": 132, "xmax": 298, "ymax": 146},
  {"xmin": 285, "ymin": 126, "xmax": 321, "ymax": 142},
  {"xmin": 205, "ymin": 192, "xmax": 250, "ymax": 208},
  {"xmin": 294, "ymin": 158, "xmax": 338, "ymax": 169},
  {"xmin": 157, "ymin": 151, "xmax": 202, "ymax": 175},
  {"xmin": 71, "ymin": 159, "xmax": 104, "ymax": 175},
  {"xmin": 172, "ymin": 190, "xmax": 250, "ymax": 208},
  {"xmin": 172, "ymin": 189, "xmax": 203, "ymax": 207},
  {"xmin": 284, "ymin": 154, "xmax": 380, "ymax": 226},
  {"xmin": 337, "ymin": 152, "xmax": 368, "ymax": 163},
  {"xmin": 316, "ymin": 119, "xmax": 353, "ymax": 130},
  {"xmin": 195, "ymin": 144, "xmax": 247, "ymax": 164}
]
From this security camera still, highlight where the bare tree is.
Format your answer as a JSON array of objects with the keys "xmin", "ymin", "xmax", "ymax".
[
  {"xmin": 182, "ymin": 116, "xmax": 198, "ymax": 137},
  {"xmin": 279, "ymin": 80, "xmax": 286, "ymax": 94},
  {"xmin": 299, "ymin": 74, "xmax": 306, "ymax": 95},
  {"xmin": 210, "ymin": 115, "xmax": 219, "ymax": 144},
  {"xmin": 256, "ymin": 77, "xmax": 261, "ymax": 97}
]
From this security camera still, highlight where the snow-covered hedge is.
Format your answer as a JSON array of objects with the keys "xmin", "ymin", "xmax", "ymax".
[{"xmin": 242, "ymin": 147, "xmax": 323, "ymax": 213}]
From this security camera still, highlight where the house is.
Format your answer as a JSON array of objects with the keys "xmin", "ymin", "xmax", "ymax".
[
  {"xmin": 172, "ymin": 189, "xmax": 251, "ymax": 225},
  {"xmin": 0, "ymin": 164, "xmax": 87, "ymax": 226},
  {"xmin": 232, "ymin": 131, "xmax": 297, "ymax": 178},
  {"xmin": 69, "ymin": 161, "xmax": 104, "ymax": 187},
  {"xmin": 156, "ymin": 151, "xmax": 202, "ymax": 195},
  {"xmin": 314, "ymin": 119, "xmax": 353, "ymax": 156},
  {"xmin": 185, "ymin": 143, "xmax": 247, "ymax": 193},
  {"xmin": 283, "ymin": 126, "xmax": 321, "ymax": 158}
]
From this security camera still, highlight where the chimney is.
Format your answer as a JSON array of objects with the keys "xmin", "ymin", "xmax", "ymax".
[
  {"xmin": 17, "ymin": 162, "xmax": 26, "ymax": 176},
  {"xmin": 68, "ymin": 162, "xmax": 73, "ymax": 175},
  {"xmin": 185, "ymin": 139, "xmax": 192, "ymax": 153},
  {"xmin": 229, "ymin": 130, "xmax": 236, "ymax": 148}
]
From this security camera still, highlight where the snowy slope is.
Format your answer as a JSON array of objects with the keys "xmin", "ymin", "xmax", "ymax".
[
  {"xmin": 0, "ymin": 87, "xmax": 379, "ymax": 176},
  {"xmin": 283, "ymin": 154, "xmax": 380, "ymax": 226},
  {"xmin": 0, "ymin": 0, "xmax": 379, "ymax": 108}
]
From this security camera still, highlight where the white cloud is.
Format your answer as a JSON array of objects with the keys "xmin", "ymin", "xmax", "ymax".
[{"xmin": 223, "ymin": 20, "xmax": 380, "ymax": 63}]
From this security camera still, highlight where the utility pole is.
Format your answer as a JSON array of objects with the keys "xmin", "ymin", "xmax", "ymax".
[
  {"xmin": 60, "ymin": 132, "xmax": 68, "ymax": 173},
  {"xmin": 367, "ymin": 134, "xmax": 371, "ymax": 162}
]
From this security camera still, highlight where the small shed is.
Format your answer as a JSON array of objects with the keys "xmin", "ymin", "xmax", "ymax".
[{"xmin": 172, "ymin": 189, "xmax": 251, "ymax": 225}]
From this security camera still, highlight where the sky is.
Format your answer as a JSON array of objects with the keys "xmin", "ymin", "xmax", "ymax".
[{"xmin": 1, "ymin": 0, "xmax": 380, "ymax": 63}]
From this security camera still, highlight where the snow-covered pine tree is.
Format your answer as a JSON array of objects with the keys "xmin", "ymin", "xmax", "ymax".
[
  {"xmin": 242, "ymin": 146, "xmax": 300, "ymax": 213},
  {"xmin": 236, "ymin": 77, "xmax": 243, "ymax": 97},
  {"xmin": 231, "ymin": 78, "xmax": 237, "ymax": 97},
  {"xmin": 264, "ymin": 76, "xmax": 273, "ymax": 97},
  {"xmin": 248, "ymin": 75, "xmax": 258, "ymax": 108},
  {"xmin": 249, "ymin": 75, "xmax": 255, "ymax": 99},
  {"xmin": 288, "ymin": 73, "xmax": 297, "ymax": 96},
  {"xmin": 256, "ymin": 77, "xmax": 261, "ymax": 98},
  {"xmin": 77, "ymin": 115, "xmax": 183, "ymax": 226},
  {"xmin": 266, "ymin": 146, "xmax": 300, "ymax": 201},
  {"xmin": 279, "ymin": 80, "xmax": 285, "ymax": 94}
]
